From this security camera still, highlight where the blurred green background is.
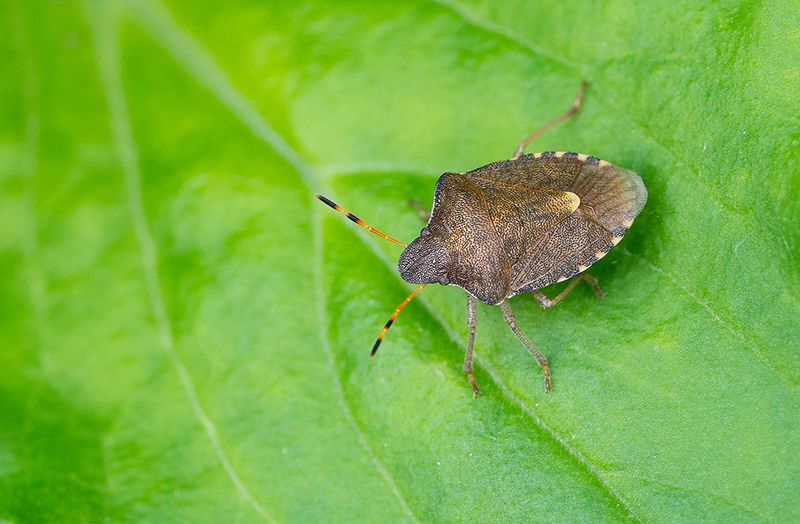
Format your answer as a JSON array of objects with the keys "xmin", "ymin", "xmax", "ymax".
[{"xmin": 2, "ymin": 0, "xmax": 799, "ymax": 522}]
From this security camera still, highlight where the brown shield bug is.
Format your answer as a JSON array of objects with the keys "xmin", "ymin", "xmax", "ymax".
[{"xmin": 317, "ymin": 82, "xmax": 647, "ymax": 396}]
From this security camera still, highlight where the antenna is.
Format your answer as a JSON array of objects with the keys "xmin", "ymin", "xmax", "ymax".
[
  {"xmin": 371, "ymin": 284, "xmax": 426, "ymax": 357},
  {"xmin": 316, "ymin": 194, "xmax": 408, "ymax": 246}
]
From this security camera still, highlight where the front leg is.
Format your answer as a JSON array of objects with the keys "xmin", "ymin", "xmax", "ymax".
[
  {"xmin": 464, "ymin": 295, "xmax": 480, "ymax": 397},
  {"xmin": 531, "ymin": 274, "xmax": 603, "ymax": 309},
  {"xmin": 408, "ymin": 199, "xmax": 431, "ymax": 222}
]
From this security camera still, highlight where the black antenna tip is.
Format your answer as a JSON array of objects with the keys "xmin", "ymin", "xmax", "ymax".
[
  {"xmin": 316, "ymin": 194, "xmax": 336, "ymax": 208},
  {"xmin": 370, "ymin": 339, "xmax": 382, "ymax": 358}
]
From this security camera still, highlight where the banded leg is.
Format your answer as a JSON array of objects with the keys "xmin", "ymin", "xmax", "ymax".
[
  {"xmin": 499, "ymin": 301, "xmax": 552, "ymax": 392},
  {"xmin": 531, "ymin": 274, "xmax": 603, "ymax": 309},
  {"xmin": 512, "ymin": 81, "xmax": 588, "ymax": 159},
  {"xmin": 408, "ymin": 199, "xmax": 430, "ymax": 222},
  {"xmin": 464, "ymin": 295, "xmax": 480, "ymax": 397}
]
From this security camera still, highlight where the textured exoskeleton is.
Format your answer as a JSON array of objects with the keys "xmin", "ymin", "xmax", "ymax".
[{"xmin": 399, "ymin": 152, "xmax": 647, "ymax": 304}]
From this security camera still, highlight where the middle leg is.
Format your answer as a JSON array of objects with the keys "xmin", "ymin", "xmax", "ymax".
[{"xmin": 499, "ymin": 300, "xmax": 552, "ymax": 392}]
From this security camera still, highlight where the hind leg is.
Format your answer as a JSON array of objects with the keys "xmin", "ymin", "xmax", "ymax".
[{"xmin": 513, "ymin": 81, "xmax": 588, "ymax": 159}]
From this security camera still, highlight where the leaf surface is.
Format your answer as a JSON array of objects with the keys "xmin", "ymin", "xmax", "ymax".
[{"xmin": 1, "ymin": 0, "xmax": 798, "ymax": 521}]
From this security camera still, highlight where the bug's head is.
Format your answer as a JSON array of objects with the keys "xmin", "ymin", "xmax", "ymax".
[{"xmin": 398, "ymin": 227, "xmax": 451, "ymax": 286}]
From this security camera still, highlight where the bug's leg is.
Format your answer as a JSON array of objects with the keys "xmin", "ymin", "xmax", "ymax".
[
  {"xmin": 580, "ymin": 274, "xmax": 604, "ymax": 299},
  {"xmin": 512, "ymin": 81, "xmax": 588, "ymax": 159},
  {"xmin": 531, "ymin": 274, "xmax": 604, "ymax": 309},
  {"xmin": 408, "ymin": 198, "xmax": 430, "ymax": 222},
  {"xmin": 464, "ymin": 295, "xmax": 480, "ymax": 398},
  {"xmin": 499, "ymin": 300, "xmax": 552, "ymax": 392}
]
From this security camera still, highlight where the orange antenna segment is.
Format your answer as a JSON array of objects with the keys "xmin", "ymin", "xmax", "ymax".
[
  {"xmin": 371, "ymin": 284, "xmax": 426, "ymax": 357},
  {"xmin": 316, "ymin": 194, "xmax": 408, "ymax": 247}
]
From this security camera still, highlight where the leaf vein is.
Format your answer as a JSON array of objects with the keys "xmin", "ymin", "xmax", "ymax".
[
  {"xmin": 621, "ymin": 247, "xmax": 794, "ymax": 387},
  {"xmin": 313, "ymin": 208, "xmax": 420, "ymax": 522},
  {"xmin": 124, "ymin": 0, "xmax": 421, "ymax": 517},
  {"xmin": 90, "ymin": 5, "xmax": 276, "ymax": 522},
  {"xmin": 604, "ymin": 471, "xmax": 768, "ymax": 520}
]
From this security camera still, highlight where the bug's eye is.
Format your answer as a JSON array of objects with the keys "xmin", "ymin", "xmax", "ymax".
[
  {"xmin": 420, "ymin": 227, "xmax": 431, "ymax": 237},
  {"xmin": 438, "ymin": 275, "xmax": 449, "ymax": 286}
]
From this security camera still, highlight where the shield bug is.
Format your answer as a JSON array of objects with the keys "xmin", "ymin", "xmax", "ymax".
[{"xmin": 317, "ymin": 82, "xmax": 647, "ymax": 396}]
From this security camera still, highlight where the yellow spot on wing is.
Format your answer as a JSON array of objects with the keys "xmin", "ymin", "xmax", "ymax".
[{"xmin": 564, "ymin": 191, "xmax": 581, "ymax": 213}]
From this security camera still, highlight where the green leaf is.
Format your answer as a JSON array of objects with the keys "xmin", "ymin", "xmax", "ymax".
[{"xmin": 2, "ymin": 0, "xmax": 798, "ymax": 521}]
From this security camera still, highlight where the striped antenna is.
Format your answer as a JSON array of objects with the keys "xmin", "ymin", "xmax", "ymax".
[
  {"xmin": 316, "ymin": 194, "xmax": 408, "ymax": 247},
  {"xmin": 371, "ymin": 284, "xmax": 426, "ymax": 358}
]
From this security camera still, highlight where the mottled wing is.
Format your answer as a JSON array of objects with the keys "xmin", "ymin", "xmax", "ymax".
[
  {"xmin": 469, "ymin": 178, "xmax": 582, "ymax": 263},
  {"xmin": 468, "ymin": 152, "xmax": 647, "ymax": 294}
]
